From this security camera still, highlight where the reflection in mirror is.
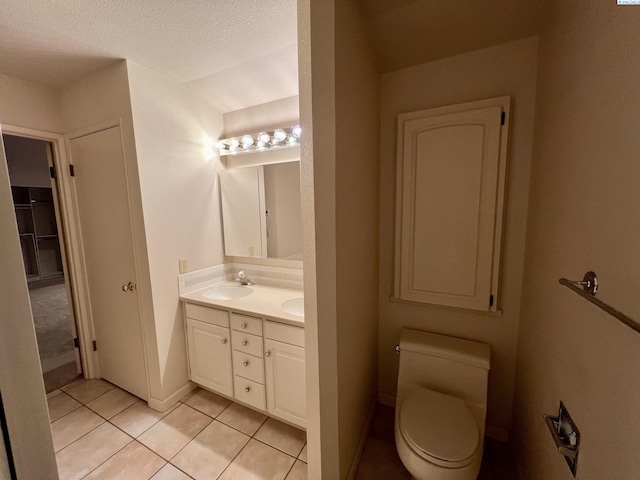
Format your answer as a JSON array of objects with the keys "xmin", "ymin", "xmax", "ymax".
[{"xmin": 219, "ymin": 161, "xmax": 302, "ymax": 260}]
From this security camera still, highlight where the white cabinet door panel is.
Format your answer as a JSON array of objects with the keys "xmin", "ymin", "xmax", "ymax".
[
  {"xmin": 264, "ymin": 339, "xmax": 306, "ymax": 428},
  {"xmin": 186, "ymin": 318, "xmax": 233, "ymax": 397},
  {"xmin": 395, "ymin": 97, "xmax": 510, "ymax": 311}
]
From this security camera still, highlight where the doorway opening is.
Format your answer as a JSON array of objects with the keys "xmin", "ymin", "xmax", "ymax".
[{"xmin": 3, "ymin": 134, "xmax": 82, "ymax": 392}]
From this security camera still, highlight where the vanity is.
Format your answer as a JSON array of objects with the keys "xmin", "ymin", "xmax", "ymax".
[{"xmin": 180, "ymin": 282, "xmax": 306, "ymax": 429}]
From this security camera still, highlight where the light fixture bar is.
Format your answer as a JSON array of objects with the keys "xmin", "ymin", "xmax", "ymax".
[{"xmin": 216, "ymin": 125, "xmax": 301, "ymax": 156}]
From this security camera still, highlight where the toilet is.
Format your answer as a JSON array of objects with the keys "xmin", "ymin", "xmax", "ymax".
[{"xmin": 394, "ymin": 328, "xmax": 491, "ymax": 480}]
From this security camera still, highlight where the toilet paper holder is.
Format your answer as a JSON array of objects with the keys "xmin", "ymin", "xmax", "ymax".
[{"xmin": 544, "ymin": 401, "xmax": 580, "ymax": 476}]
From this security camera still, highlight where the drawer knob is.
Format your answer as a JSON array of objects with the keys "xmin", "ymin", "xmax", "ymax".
[
  {"xmin": 245, "ymin": 386, "xmax": 251, "ymax": 392},
  {"xmin": 241, "ymin": 323, "xmax": 247, "ymax": 329},
  {"xmin": 242, "ymin": 340, "xmax": 248, "ymax": 346},
  {"xmin": 221, "ymin": 338, "xmax": 227, "ymax": 344},
  {"xmin": 243, "ymin": 361, "xmax": 249, "ymax": 367},
  {"xmin": 265, "ymin": 351, "xmax": 271, "ymax": 357}
]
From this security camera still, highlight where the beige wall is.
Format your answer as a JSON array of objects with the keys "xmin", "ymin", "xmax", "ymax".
[
  {"xmin": 127, "ymin": 60, "xmax": 225, "ymax": 400},
  {"xmin": 223, "ymin": 96, "xmax": 299, "ymax": 137},
  {"xmin": 334, "ymin": 0, "xmax": 380, "ymax": 477},
  {"xmin": 299, "ymin": 0, "xmax": 381, "ymax": 477},
  {"xmin": 378, "ymin": 36, "xmax": 539, "ymax": 438},
  {"xmin": 0, "ymin": 73, "xmax": 61, "ymax": 133},
  {"xmin": 298, "ymin": 0, "xmax": 340, "ymax": 475},
  {"xmin": 513, "ymin": 3, "xmax": 640, "ymax": 479}
]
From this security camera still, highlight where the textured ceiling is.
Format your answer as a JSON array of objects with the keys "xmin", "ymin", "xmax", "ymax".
[
  {"xmin": 0, "ymin": 0, "xmax": 298, "ymax": 110},
  {"xmin": 0, "ymin": 0, "xmax": 543, "ymax": 113}
]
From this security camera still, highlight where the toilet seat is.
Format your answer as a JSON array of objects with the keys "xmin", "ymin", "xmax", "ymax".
[{"xmin": 398, "ymin": 388, "xmax": 479, "ymax": 469}]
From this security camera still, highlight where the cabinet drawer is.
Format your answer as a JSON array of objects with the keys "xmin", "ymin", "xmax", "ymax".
[
  {"xmin": 231, "ymin": 313, "xmax": 263, "ymax": 336},
  {"xmin": 185, "ymin": 303, "xmax": 229, "ymax": 327},
  {"xmin": 232, "ymin": 350, "xmax": 265, "ymax": 384},
  {"xmin": 231, "ymin": 330, "xmax": 264, "ymax": 357},
  {"xmin": 233, "ymin": 375, "xmax": 265, "ymax": 410},
  {"xmin": 265, "ymin": 321, "xmax": 305, "ymax": 347}
]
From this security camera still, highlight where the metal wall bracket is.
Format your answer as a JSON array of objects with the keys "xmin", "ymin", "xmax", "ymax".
[{"xmin": 544, "ymin": 401, "xmax": 580, "ymax": 476}]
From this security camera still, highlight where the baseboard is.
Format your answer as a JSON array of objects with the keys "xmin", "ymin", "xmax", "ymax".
[
  {"xmin": 346, "ymin": 400, "xmax": 377, "ymax": 480},
  {"xmin": 378, "ymin": 392, "xmax": 396, "ymax": 408},
  {"xmin": 147, "ymin": 381, "xmax": 196, "ymax": 412},
  {"xmin": 485, "ymin": 424, "xmax": 509, "ymax": 442}
]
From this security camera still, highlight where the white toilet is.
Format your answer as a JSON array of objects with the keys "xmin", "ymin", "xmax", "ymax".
[{"xmin": 394, "ymin": 328, "xmax": 491, "ymax": 480}]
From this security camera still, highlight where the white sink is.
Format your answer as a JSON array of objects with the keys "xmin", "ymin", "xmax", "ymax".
[
  {"xmin": 281, "ymin": 298, "xmax": 304, "ymax": 317},
  {"xmin": 202, "ymin": 286, "xmax": 253, "ymax": 300}
]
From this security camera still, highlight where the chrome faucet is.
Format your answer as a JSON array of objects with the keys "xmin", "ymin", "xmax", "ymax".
[{"xmin": 236, "ymin": 270, "xmax": 253, "ymax": 286}]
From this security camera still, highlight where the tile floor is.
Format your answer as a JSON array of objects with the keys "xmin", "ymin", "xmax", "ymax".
[
  {"xmin": 47, "ymin": 379, "xmax": 307, "ymax": 479},
  {"xmin": 354, "ymin": 404, "xmax": 520, "ymax": 480},
  {"xmin": 48, "ymin": 381, "xmax": 519, "ymax": 480}
]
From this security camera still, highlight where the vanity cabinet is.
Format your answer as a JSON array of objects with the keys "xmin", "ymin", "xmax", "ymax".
[
  {"xmin": 183, "ymin": 300, "xmax": 306, "ymax": 429},
  {"xmin": 185, "ymin": 304, "xmax": 233, "ymax": 397},
  {"xmin": 264, "ymin": 321, "xmax": 306, "ymax": 428}
]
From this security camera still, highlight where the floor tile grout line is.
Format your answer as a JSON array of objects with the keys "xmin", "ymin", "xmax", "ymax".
[
  {"xmin": 76, "ymin": 436, "xmax": 135, "ymax": 480},
  {"xmin": 52, "ymin": 416, "xmax": 107, "ymax": 454}
]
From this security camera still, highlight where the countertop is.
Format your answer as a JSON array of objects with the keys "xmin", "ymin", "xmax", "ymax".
[{"xmin": 180, "ymin": 282, "xmax": 304, "ymax": 327}]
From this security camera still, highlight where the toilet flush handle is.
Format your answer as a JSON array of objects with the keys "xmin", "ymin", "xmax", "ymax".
[{"xmin": 395, "ymin": 345, "xmax": 400, "ymax": 355}]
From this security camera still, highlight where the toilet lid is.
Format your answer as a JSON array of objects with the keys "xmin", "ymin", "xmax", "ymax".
[{"xmin": 399, "ymin": 388, "xmax": 479, "ymax": 468}]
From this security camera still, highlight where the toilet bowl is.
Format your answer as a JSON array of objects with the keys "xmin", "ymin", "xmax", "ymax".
[
  {"xmin": 394, "ymin": 329, "xmax": 490, "ymax": 480},
  {"xmin": 395, "ymin": 388, "xmax": 483, "ymax": 479}
]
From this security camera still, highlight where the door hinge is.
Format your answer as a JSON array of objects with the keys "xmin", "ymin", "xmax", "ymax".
[
  {"xmin": 73, "ymin": 337, "xmax": 80, "ymax": 348},
  {"xmin": 50, "ymin": 166, "xmax": 56, "ymax": 179},
  {"xmin": 489, "ymin": 294, "xmax": 495, "ymax": 307},
  {"xmin": 92, "ymin": 340, "xmax": 97, "ymax": 351},
  {"xmin": 69, "ymin": 164, "xmax": 75, "ymax": 177},
  {"xmin": 501, "ymin": 111, "xmax": 506, "ymax": 125}
]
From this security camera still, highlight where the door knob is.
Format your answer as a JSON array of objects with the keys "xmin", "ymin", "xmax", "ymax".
[
  {"xmin": 242, "ymin": 340, "xmax": 248, "ymax": 346},
  {"xmin": 265, "ymin": 351, "xmax": 271, "ymax": 357},
  {"xmin": 122, "ymin": 282, "xmax": 135, "ymax": 292},
  {"xmin": 245, "ymin": 386, "xmax": 251, "ymax": 392},
  {"xmin": 243, "ymin": 361, "xmax": 249, "ymax": 367},
  {"xmin": 221, "ymin": 338, "xmax": 227, "ymax": 344}
]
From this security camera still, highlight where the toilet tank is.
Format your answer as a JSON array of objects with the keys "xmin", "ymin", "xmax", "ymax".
[{"xmin": 397, "ymin": 329, "xmax": 490, "ymax": 411}]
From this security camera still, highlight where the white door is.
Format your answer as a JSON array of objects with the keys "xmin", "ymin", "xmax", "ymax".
[
  {"xmin": 264, "ymin": 338, "xmax": 306, "ymax": 428},
  {"xmin": 395, "ymin": 97, "xmax": 510, "ymax": 311},
  {"xmin": 68, "ymin": 126, "xmax": 148, "ymax": 399},
  {"xmin": 186, "ymin": 319, "xmax": 233, "ymax": 397}
]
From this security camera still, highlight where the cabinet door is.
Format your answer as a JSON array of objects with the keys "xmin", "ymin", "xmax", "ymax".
[
  {"xmin": 186, "ymin": 318, "xmax": 233, "ymax": 397},
  {"xmin": 264, "ymin": 339, "xmax": 306, "ymax": 428},
  {"xmin": 395, "ymin": 96, "xmax": 510, "ymax": 312}
]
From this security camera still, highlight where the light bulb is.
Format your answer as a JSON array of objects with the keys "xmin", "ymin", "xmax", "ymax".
[
  {"xmin": 241, "ymin": 135, "xmax": 254, "ymax": 148},
  {"xmin": 229, "ymin": 138, "xmax": 240, "ymax": 149},
  {"xmin": 273, "ymin": 129, "xmax": 287, "ymax": 143},
  {"xmin": 287, "ymin": 135, "xmax": 297, "ymax": 144},
  {"xmin": 292, "ymin": 125, "xmax": 302, "ymax": 139},
  {"xmin": 256, "ymin": 140, "xmax": 266, "ymax": 148},
  {"xmin": 215, "ymin": 141, "xmax": 227, "ymax": 150},
  {"xmin": 258, "ymin": 132, "xmax": 271, "ymax": 143}
]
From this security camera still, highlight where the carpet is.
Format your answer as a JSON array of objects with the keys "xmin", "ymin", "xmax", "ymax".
[{"xmin": 29, "ymin": 281, "xmax": 77, "ymax": 373}]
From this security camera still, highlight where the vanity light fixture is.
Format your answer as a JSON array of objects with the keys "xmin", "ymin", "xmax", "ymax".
[{"xmin": 216, "ymin": 125, "xmax": 301, "ymax": 156}]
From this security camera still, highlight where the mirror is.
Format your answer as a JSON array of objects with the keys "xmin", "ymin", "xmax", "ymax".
[{"xmin": 220, "ymin": 161, "xmax": 302, "ymax": 260}]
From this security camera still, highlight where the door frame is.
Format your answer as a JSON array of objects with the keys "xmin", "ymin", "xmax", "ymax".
[{"xmin": 2, "ymin": 124, "xmax": 97, "ymax": 378}]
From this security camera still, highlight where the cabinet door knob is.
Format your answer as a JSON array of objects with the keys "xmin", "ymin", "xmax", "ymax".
[
  {"xmin": 241, "ymin": 323, "xmax": 247, "ymax": 329},
  {"xmin": 221, "ymin": 338, "xmax": 227, "ymax": 344},
  {"xmin": 242, "ymin": 340, "xmax": 248, "ymax": 346},
  {"xmin": 245, "ymin": 386, "xmax": 251, "ymax": 392},
  {"xmin": 243, "ymin": 361, "xmax": 249, "ymax": 367},
  {"xmin": 265, "ymin": 351, "xmax": 271, "ymax": 357},
  {"xmin": 122, "ymin": 282, "xmax": 135, "ymax": 292}
]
